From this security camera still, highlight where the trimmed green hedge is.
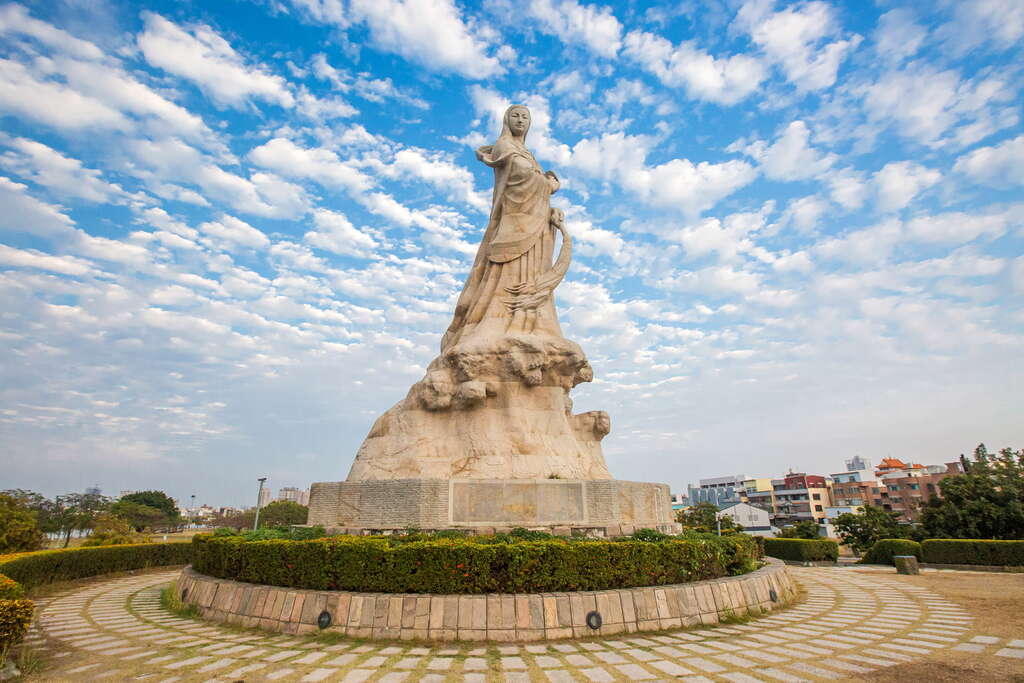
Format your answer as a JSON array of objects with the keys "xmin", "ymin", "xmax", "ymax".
[
  {"xmin": 861, "ymin": 539, "xmax": 923, "ymax": 566},
  {"xmin": 191, "ymin": 533, "xmax": 760, "ymax": 593},
  {"xmin": 922, "ymin": 539, "xmax": 1024, "ymax": 566},
  {"xmin": 0, "ymin": 574, "xmax": 32, "ymax": 655},
  {"xmin": 0, "ymin": 543, "xmax": 192, "ymax": 590},
  {"xmin": 763, "ymin": 538, "xmax": 838, "ymax": 563}
]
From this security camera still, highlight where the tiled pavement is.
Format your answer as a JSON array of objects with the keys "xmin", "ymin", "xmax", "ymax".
[{"xmin": 22, "ymin": 567, "xmax": 1024, "ymax": 682}]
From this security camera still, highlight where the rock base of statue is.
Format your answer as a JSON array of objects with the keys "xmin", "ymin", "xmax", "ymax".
[{"xmin": 307, "ymin": 478, "xmax": 681, "ymax": 536}]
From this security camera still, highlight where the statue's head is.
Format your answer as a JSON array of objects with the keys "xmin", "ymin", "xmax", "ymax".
[{"xmin": 503, "ymin": 105, "xmax": 531, "ymax": 138}]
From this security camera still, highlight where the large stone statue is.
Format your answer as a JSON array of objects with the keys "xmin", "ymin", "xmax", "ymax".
[
  {"xmin": 347, "ymin": 104, "xmax": 610, "ymax": 482},
  {"xmin": 309, "ymin": 105, "xmax": 678, "ymax": 535}
]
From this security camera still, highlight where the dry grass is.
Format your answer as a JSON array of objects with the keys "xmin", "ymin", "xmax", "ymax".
[{"xmin": 846, "ymin": 570, "xmax": 1024, "ymax": 682}]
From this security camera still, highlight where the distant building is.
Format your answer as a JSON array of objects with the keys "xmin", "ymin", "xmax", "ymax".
[
  {"xmin": 670, "ymin": 493, "xmax": 688, "ymax": 511},
  {"xmin": 278, "ymin": 487, "xmax": 310, "ymax": 506},
  {"xmin": 257, "ymin": 487, "xmax": 272, "ymax": 508},
  {"xmin": 117, "ymin": 489, "xmax": 136, "ymax": 500},
  {"xmin": 85, "ymin": 486, "xmax": 102, "ymax": 496},
  {"xmin": 771, "ymin": 472, "xmax": 832, "ymax": 526},
  {"xmin": 688, "ymin": 474, "xmax": 748, "ymax": 507},
  {"xmin": 717, "ymin": 502, "xmax": 774, "ymax": 537}
]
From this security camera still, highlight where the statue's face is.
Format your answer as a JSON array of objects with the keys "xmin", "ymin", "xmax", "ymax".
[{"xmin": 508, "ymin": 107, "xmax": 530, "ymax": 135}]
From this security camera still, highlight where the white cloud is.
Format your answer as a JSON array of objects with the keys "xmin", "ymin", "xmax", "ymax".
[
  {"xmin": 248, "ymin": 138, "xmax": 374, "ymax": 194},
  {"xmin": 138, "ymin": 13, "xmax": 294, "ymax": 109},
  {"xmin": 779, "ymin": 195, "xmax": 829, "ymax": 234},
  {"xmin": 906, "ymin": 206, "xmax": 1022, "ymax": 244},
  {"xmin": 873, "ymin": 161, "xmax": 941, "ymax": 213},
  {"xmin": 622, "ymin": 30, "xmax": 765, "ymax": 105},
  {"xmin": 0, "ymin": 244, "xmax": 92, "ymax": 276},
  {"xmin": 737, "ymin": 0, "xmax": 861, "ymax": 91},
  {"xmin": 936, "ymin": 0, "xmax": 1024, "ymax": 55},
  {"xmin": 856, "ymin": 62, "xmax": 1018, "ymax": 149},
  {"xmin": 527, "ymin": 0, "xmax": 622, "ymax": 59},
  {"xmin": 347, "ymin": 0, "xmax": 503, "ymax": 79},
  {"xmin": 954, "ymin": 135, "xmax": 1024, "ymax": 187},
  {"xmin": 735, "ymin": 121, "xmax": 835, "ymax": 181},
  {"xmin": 378, "ymin": 149, "xmax": 487, "ymax": 212},
  {"xmin": 873, "ymin": 8, "xmax": 927, "ymax": 64},
  {"xmin": 304, "ymin": 209, "xmax": 379, "ymax": 258},
  {"xmin": 814, "ymin": 218, "xmax": 902, "ymax": 265},
  {"xmin": 199, "ymin": 215, "xmax": 270, "ymax": 250},
  {"xmin": 0, "ymin": 4, "xmax": 103, "ymax": 61},
  {"xmin": 0, "ymin": 138, "xmax": 127, "ymax": 203},
  {"xmin": 0, "ymin": 59, "xmax": 128, "ymax": 131},
  {"xmin": 0, "ymin": 176, "xmax": 76, "ymax": 238},
  {"xmin": 826, "ymin": 167, "xmax": 867, "ymax": 210}
]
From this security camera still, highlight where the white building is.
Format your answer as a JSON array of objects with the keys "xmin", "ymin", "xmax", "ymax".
[{"xmin": 717, "ymin": 502, "xmax": 775, "ymax": 537}]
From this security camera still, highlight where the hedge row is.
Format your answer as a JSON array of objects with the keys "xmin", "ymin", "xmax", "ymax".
[
  {"xmin": 191, "ymin": 533, "xmax": 760, "ymax": 594},
  {"xmin": 762, "ymin": 538, "xmax": 838, "ymax": 563},
  {"xmin": 0, "ymin": 543, "xmax": 192, "ymax": 590},
  {"xmin": 922, "ymin": 539, "xmax": 1024, "ymax": 566},
  {"xmin": 860, "ymin": 539, "xmax": 923, "ymax": 566},
  {"xmin": 0, "ymin": 574, "xmax": 32, "ymax": 655}
]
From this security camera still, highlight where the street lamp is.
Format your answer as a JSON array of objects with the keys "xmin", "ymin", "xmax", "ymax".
[
  {"xmin": 190, "ymin": 494, "xmax": 196, "ymax": 529},
  {"xmin": 253, "ymin": 478, "xmax": 267, "ymax": 530}
]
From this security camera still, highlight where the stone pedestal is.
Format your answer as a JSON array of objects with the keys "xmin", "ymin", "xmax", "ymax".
[{"xmin": 307, "ymin": 478, "xmax": 680, "ymax": 536}]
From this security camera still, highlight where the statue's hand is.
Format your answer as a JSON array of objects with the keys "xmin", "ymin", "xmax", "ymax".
[
  {"xmin": 549, "ymin": 208, "xmax": 565, "ymax": 228},
  {"xmin": 545, "ymin": 170, "xmax": 560, "ymax": 192},
  {"xmin": 505, "ymin": 281, "xmax": 537, "ymax": 296}
]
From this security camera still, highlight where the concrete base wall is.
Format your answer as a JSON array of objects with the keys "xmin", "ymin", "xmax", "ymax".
[
  {"xmin": 177, "ymin": 559, "xmax": 798, "ymax": 642},
  {"xmin": 307, "ymin": 478, "xmax": 680, "ymax": 535}
]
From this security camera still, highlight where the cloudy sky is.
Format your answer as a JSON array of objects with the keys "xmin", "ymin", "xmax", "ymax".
[{"xmin": 1, "ymin": 0, "xmax": 1021, "ymax": 508}]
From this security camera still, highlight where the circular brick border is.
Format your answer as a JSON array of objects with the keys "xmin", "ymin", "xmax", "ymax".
[{"xmin": 176, "ymin": 559, "xmax": 797, "ymax": 642}]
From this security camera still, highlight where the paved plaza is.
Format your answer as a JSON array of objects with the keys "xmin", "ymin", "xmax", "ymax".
[{"xmin": 21, "ymin": 567, "xmax": 1024, "ymax": 682}]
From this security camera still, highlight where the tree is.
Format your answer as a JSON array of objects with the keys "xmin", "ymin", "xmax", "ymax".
[
  {"xmin": 833, "ymin": 505, "xmax": 908, "ymax": 553},
  {"xmin": 213, "ymin": 509, "xmax": 255, "ymax": 531},
  {"xmin": 48, "ymin": 492, "xmax": 110, "ymax": 547},
  {"xmin": 777, "ymin": 520, "xmax": 821, "ymax": 539},
  {"xmin": 256, "ymin": 501, "xmax": 308, "ymax": 528},
  {"xmin": 119, "ymin": 491, "xmax": 180, "ymax": 525},
  {"xmin": 921, "ymin": 444, "xmax": 1024, "ymax": 540},
  {"xmin": 110, "ymin": 500, "xmax": 169, "ymax": 532},
  {"xmin": 0, "ymin": 494, "xmax": 46, "ymax": 553},
  {"xmin": 676, "ymin": 502, "xmax": 743, "ymax": 534},
  {"xmin": 82, "ymin": 513, "xmax": 150, "ymax": 546}
]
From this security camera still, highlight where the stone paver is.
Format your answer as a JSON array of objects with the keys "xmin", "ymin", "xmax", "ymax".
[{"xmin": 20, "ymin": 566, "xmax": 1018, "ymax": 682}]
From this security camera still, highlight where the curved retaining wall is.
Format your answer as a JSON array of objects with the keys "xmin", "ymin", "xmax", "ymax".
[{"xmin": 176, "ymin": 559, "xmax": 797, "ymax": 642}]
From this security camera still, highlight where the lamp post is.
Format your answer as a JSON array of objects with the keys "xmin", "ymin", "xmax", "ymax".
[
  {"xmin": 190, "ymin": 494, "xmax": 196, "ymax": 529},
  {"xmin": 253, "ymin": 478, "xmax": 267, "ymax": 530}
]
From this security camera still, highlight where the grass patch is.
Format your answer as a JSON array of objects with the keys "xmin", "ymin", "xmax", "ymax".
[{"xmin": 159, "ymin": 581, "xmax": 198, "ymax": 619}]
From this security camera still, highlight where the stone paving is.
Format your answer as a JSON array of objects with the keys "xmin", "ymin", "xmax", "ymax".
[{"xmin": 21, "ymin": 567, "xmax": 1024, "ymax": 682}]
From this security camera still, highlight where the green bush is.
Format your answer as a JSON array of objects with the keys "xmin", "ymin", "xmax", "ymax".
[
  {"xmin": 763, "ymin": 538, "xmax": 838, "ymax": 563},
  {"xmin": 860, "ymin": 539, "xmax": 923, "ymax": 565},
  {"xmin": 0, "ymin": 543, "xmax": 192, "ymax": 590},
  {"xmin": 191, "ymin": 532, "xmax": 760, "ymax": 594},
  {"xmin": 922, "ymin": 539, "xmax": 1024, "ymax": 566},
  {"xmin": 0, "ymin": 575, "xmax": 23, "ymax": 601}
]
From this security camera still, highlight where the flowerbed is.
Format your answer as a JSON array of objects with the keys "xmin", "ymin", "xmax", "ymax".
[{"xmin": 191, "ymin": 532, "xmax": 760, "ymax": 594}]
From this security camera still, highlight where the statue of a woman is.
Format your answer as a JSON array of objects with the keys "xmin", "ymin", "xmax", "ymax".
[
  {"xmin": 343, "ymin": 103, "xmax": 610, "ymax": 483},
  {"xmin": 441, "ymin": 104, "xmax": 571, "ymax": 351}
]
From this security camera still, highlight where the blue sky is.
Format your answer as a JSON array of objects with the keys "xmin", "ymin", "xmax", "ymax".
[{"xmin": 0, "ymin": 0, "xmax": 1021, "ymax": 508}]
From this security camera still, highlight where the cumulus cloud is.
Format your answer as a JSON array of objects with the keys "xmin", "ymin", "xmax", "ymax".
[
  {"xmin": 138, "ymin": 13, "xmax": 294, "ymax": 109},
  {"xmin": 623, "ymin": 30, "xmax": 765, "ymax": 105},
  {"xmin": 736, "ymin": 0, "xmax": 861, "ymax": 91},
  {"xmin": 0, "ymin": 138, "xmax": 129, "ymax": 203},
  {"xmin": 953, "ymin": 135, "xmax": 1024, "ymax": 187},
  {"xmin": 304, "ymin": 208, "xmax": 379, "ymax": 258},
  {"xmin": 347, "ymin": 0, "xmax": 504, "ymax": 79},
  {"xmin": 733, "ymin": 121, "xmax": 836, "ymax": 181},
  {"xmin": 873, "ymin": 161, "xmax": 941, "ymax": 213},
  {"xmin": 527, "ymin": 0, "xmax": 623, "ymax": 59},
  {"xmin": 0, "ymin": 176, "xmax": 76, "ymax": 238}
]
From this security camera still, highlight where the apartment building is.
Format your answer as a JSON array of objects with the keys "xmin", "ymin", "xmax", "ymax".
[{"xmin": 771, "ymin": 472, "xmax": 832, "ymax": 526}]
